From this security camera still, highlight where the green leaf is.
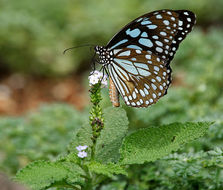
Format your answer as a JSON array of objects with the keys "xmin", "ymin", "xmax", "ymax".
[
  {"xmin": 67, "ymin": 121, "xmax": 93, "ymax": 154},
  {"xmin": 95, "ymin": 107, "xmax": 129, "ymax": 163},
  {"xmin": 87, "ymin": 161, "xmax": 127, "ymax": 177},
  {"xmin": 120, "ymin": 122, "xmax": 212, "ymax": 165},
  {"xmin": 15, "ymin": 160, "xmax": 85, "ymax": 190}
]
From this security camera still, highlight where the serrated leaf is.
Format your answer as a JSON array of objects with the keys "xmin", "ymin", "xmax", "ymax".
[
  {"xmin": 120, "ymin": 122, "xmax": 212, "ymax": 165},
  {"xmin": 15, "ymin": 160, "xmax": 85, "ymax": 190},
  {"xmin": 87, "ymin": 161, "xmax": 127, "ymax": 177},
  {"xmin": 95, "ymin": 107, "xmax": 129, "ymax": 163}
]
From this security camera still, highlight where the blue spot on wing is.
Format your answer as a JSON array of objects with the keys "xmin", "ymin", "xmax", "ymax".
[
  {"xmin": 126, "ymin": 28, "xmax": 141, "ymax": 38},
  {"xmin": 141, "ymin": 20, "xmax": 152, "ymax": 25},
  {"xmin": 127, "ymin": 45, "xmax": 142, "ymax": 50},
  {"xmin": 139, "ymin": 38, "xmax": 153, "ymax": 47},
  {"xmin": 110, "ymin": 39, "xmax": 128, "ymax": 49}
]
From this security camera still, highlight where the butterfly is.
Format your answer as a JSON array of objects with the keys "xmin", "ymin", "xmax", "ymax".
[{"xmin": 94, "ymin": 9, "xmax": 196, "ymax": 107}]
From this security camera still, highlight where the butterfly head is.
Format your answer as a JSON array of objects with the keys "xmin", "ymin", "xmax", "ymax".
[{"xmin": 94, "ymin": 46, "xmax": 113, "ymax": 65}]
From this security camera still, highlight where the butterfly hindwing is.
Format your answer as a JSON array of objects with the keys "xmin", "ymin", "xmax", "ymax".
[
  {"xmin": 106, "ymin": 9, "xmax": 196, "ymax": 65},
  {"xmin": 107, "ymin": 48, "xmax": 171, "ymax": 107}
]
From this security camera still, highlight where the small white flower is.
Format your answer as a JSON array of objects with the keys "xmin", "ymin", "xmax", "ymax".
[
  {"xmin": 76, "ymin": 145, "xmax": 88, "ymax": 151},
  {"xmin": 88, "ymin": 70, "xmax": 108, "ymax": 88},
  {"xmin": 78, "ymin": 151, "xmax": 88, "ymax": 158}
]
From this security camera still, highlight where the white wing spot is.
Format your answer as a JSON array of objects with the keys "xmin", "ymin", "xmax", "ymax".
[
  {"xmin": 187, "ymin": 17, "xmax": 191, "ymax": 22},
  {"xmin": 128, "ymin": 95, "xmax": 133, "ymax": 100},
  {"xmin": 131, "ymin": 102, "xmax": 136, "ymax": 106},
  {"xmin": 156, "ymin": 76, "xmax": 161, "ymax": 82},
  {"xmin": 156, "ymin": 47, "xmax": 163, "ymax": 53},
  {"xmin": 151, "ymin": 83, "xmax": 157, "ymax": 90},
  {"xmin": 155, "ymin": 41, "xmax": 163, "ymax": 47},
  {"xmin": 140, "ymin": 89, "xmax": 146, "ymax": 97},
  {"xmin": 136, "ymin": 50, "xmax": 142, "ymax": 54},
  {"xmin": 167, "ymin": 11, "xmax": 172, "ymax": 15},
  {"xmin": 156, "ymin": 14, "xmax": 162, "ymax": 19},
  {"xmin": 132, "ymin": 91, "xmax": 137, "ymax": 99},
  {"xmin": 152, "ymin": 35, "xmax": 159, "ymax": 39},
  {"xmin": 163, "ymin": 20, "xmax": 170, "ymax": 25},
  {"xmin": 171, "ymin": 17, "xmax": 176, "ymax": 21},
  {"xmin": 178, "ymin": 20, "xmax": 183, "ymax": 26},
  {"xmin": 184, "ymin": 12, "xmax": 189, "ymax": 16},
  {"xmin": 136, "ymin": 101, "xmax": 141, "ymax": 106},
  {"xmin": 137, "ymin": 18, "xmax": 143, "ymax": 22},
  {"xmin": 146, "ymin": 54, "xmax": 151, "ymax": 59},
  {"xmin": 145, "ymin": 84, "xmax": 150, "ymax": 89},
  {"xmin": 124, "ymin": 96, "xmax": 128, "ymax": 101},
  {"xmin": 139, "ymin": 99, "xmax": 143, "ymax": 104},
  {"xmin": 149, "ymin": 98, "xmax": 153, "ymax": 103},
  {"xmin": 160, "ymin": 32, "xmax": 167, "ymax": 36},
  {"xmin": 160, "ymin": 85, "xmax": 163, "ymax": 90},
  {"xmin": 152, "ymin": 93, "xmax": 157, "ymax": 98},
  {"xmin": 146, "ymin": 100, "xmax": 149, "ymax": 105},
  {"xmin": 154, "ymin": 66, "xmax": 159, "ymax": 71},
  {"xmin": 144, "ymin": 88, "xmax": 149, "ymax": 95}
]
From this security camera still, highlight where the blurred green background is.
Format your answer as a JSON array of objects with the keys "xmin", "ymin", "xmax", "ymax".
[{"xmin": 0, "ymin": 0, "xmax": 223, "ymax": 189}]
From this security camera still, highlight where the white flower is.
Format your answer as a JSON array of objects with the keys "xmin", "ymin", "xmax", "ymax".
[
  {"xmin": 76, "ymin": 145, "xmax": 88, "ymax": 151},
  {"xmin": 78, "ymin": 151, "xmax": 88, "ymax": 158},
  {"xmin": 88, "ymin": 70, "xmax": 108, "ymax": 88}
]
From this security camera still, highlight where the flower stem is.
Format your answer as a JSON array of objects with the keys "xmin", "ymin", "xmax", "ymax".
[{"xmin": 89, "ymin": 82, "xmax": 104, "ymax": 160}]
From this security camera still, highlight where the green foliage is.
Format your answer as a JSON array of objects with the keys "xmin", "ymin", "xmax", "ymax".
[
  {"xmin": 120, "ymin": 122, "xmax": 212, "ymax": 164},
  {"xmin": 123, "ymin": 148, "xmax": 223, "ymax": 190},
  {"xmin": 15, "ymin": 160, "xmax": 85, "ymax": 190},
  {"xmin": 87, "ymin": 161, "xmax": 127, "ymax": 178},
  {"xmin": 0, "ymin": 104, "xmax": 86, "ymax": 175},
  {"xmin": 67, "ymin": 122, "xmax": 93, "ymax": 156},
  {"xmin": 95, "ymin": 107, "xmax": 129, "ymax": 163}
]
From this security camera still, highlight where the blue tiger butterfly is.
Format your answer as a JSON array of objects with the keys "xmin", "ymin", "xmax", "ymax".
[{"xmin": 94, "ymin": 9, "xmax": 196, "ymax": 107}]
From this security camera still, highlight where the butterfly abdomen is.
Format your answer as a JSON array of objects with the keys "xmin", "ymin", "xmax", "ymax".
[{"xmin": 109, "ymin": 77, "xmax": 120, "ymax": 107}]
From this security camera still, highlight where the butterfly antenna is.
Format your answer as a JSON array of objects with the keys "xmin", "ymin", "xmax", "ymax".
[{"xmin": 63, "ymin": 44, "xmax": 95, "ymax": 54}]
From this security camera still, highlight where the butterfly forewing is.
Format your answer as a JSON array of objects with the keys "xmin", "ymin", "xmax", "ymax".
[
  {"xmin": 106, "ymin": 10, "xmax": 196, "ymax": 65},
  {"xmin": 107, "ymin": 48, "xmax": 171, "ymax": 107}
]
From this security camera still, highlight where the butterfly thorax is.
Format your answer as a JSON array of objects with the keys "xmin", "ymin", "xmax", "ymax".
[{"xmin": 95, "ymin": 46, "xmax": 113, "ymax": 66}]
